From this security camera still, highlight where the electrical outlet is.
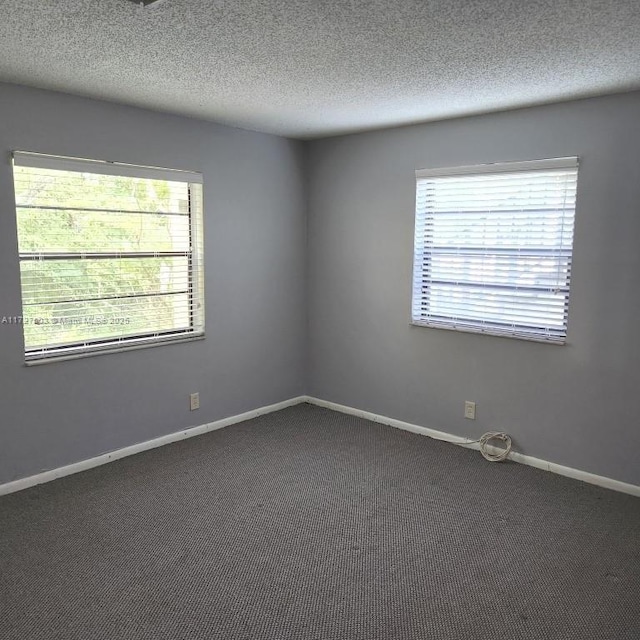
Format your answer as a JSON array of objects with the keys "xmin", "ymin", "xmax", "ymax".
[
  {"xmin": 464, "ymin": 401, "xmax": 476, "ymax": 420},
  {"xmin": 190, "ymin": 392, "xmax": 200, "ymax": 411}
]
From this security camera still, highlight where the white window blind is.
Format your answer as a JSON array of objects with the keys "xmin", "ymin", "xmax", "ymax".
[
  {"xmin": 411, "ymin": 157, "xmax": 578, "ymax": 344},
  {"xmin": 11, "ymin": 151, "xmax": 205, "ymax": 362}
]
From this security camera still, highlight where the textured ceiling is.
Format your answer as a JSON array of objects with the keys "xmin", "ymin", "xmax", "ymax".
[{"xmin": 0, "ymin": 0, "xmax": 639, "ymax": 138}]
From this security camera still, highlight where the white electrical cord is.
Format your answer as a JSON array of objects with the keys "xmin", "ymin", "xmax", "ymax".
[
  {"xmin": 426, "ymin": 430, "xmax": 512, "ymax": 462},
  {"xmin": 476, "ymin": 431, "xmax": 512, "ymax": 462}
]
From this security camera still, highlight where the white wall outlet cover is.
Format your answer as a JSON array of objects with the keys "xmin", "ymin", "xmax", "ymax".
[{"xmin": 464, "ymin": 401, "xmax": 476, "ymax": 420}]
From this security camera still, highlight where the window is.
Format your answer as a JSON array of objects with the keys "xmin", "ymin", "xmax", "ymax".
[
  {"xmin": 11, "ymin": 152, "xmax": 204, "ymax": 363},
  {"xmin": 411, "ymin": 157, "xmax": 578, "ymax": 344}
]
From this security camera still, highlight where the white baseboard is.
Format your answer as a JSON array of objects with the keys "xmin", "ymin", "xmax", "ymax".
[
  {"xmin": 304, "ymin": 396, "xmax": 640, "ymax": 498},
  {"xmin": 0, "ymin": 396, "xmax": 307, "ymax": 497},
  {"xmin": 3, "ymin": 394, "xmax": 638, "ymax": 499}
]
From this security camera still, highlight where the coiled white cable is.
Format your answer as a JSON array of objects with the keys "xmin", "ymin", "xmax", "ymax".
[
  {"xmin": 477, "ymin": 431, "xmax": 512, "ymax": 462},
  {"xmin": 422, "ymin": 429, "xmax": 513, "ymax": 462}
]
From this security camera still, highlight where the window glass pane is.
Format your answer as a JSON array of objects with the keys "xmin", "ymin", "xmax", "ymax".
[
  {"xmin": 16, "ymin": 207, "xmax": 190, "ymax": 254},
  {"xmin": 22, "ymin": 293, "xmax": 191, "ymax": 350},
  {"xmin": 13, "ymin": 167, "xmax": 189, "ymax": 213},
  {"xmin": 426, "ymin": 284, "xmax": 567, "ymax": 328},
  {"xmin": 422, "ymin": 210, "xmax": 573, "ymax": 248},
  {"xmin": 423, "ymin": 254, "xmax": 571, "ymax": 289},
  {"xmin": 20, "ymin": 257, "xmax": 190, "ymax": 305}
]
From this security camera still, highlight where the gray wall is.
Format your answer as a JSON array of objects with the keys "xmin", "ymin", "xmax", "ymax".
[
  {"xmin": 307, "ymin": 92, "xmax": 640, "ymax": 486},
  {"xmin": 2, "ymin": 82, "xmax": 639, "ymax": 489},
  {"xmin": 0, "ymin": 83, "xmax": 307, "ymax": 484}
]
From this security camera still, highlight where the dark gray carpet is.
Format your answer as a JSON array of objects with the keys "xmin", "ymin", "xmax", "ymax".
[{"xmin": 1, "ymin": 403, "xmax": 639, "ymax": 640}]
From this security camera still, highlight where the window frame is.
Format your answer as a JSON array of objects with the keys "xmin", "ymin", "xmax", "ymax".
[
  {"xmin": 411, "ymin": 157, "xmax": 579, "ymax": 344},
  {"xmin": 11, "ymin": 151, "xmax": 205, "ymax": 364}
]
